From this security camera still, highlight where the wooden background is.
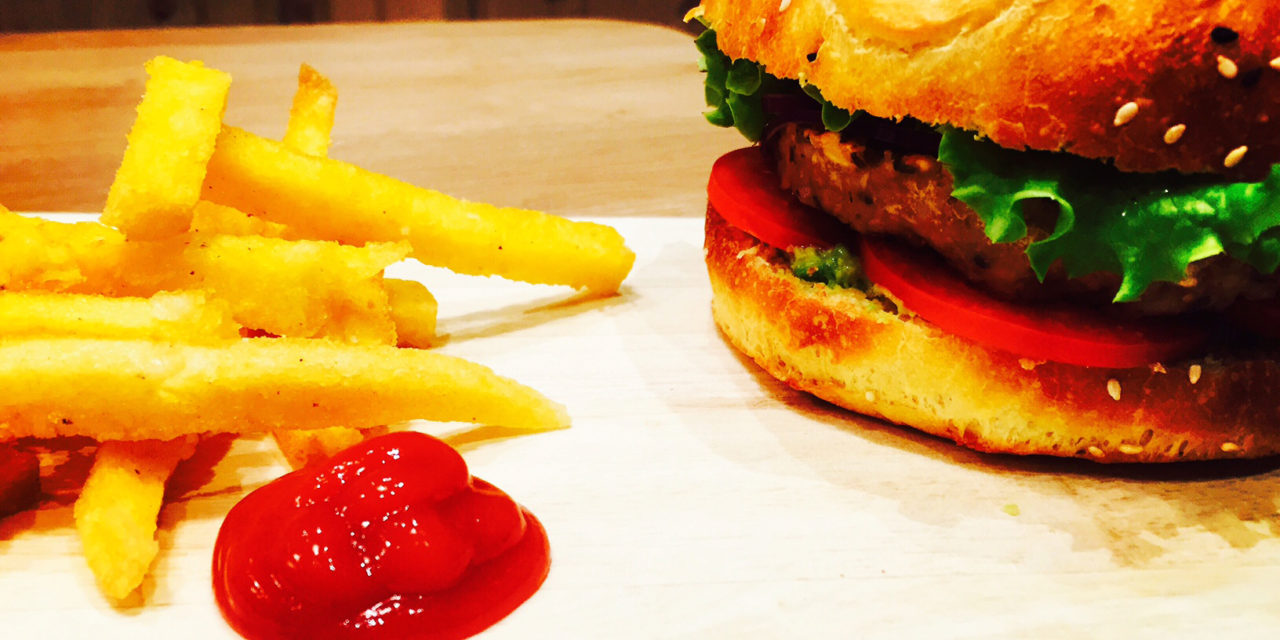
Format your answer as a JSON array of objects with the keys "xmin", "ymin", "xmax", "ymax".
[{"xmin": 0, "ymin": 0, "xmax": 699, "ymax": 32}]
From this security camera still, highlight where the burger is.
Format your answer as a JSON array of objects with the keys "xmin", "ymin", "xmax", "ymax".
[{"xmin": 691, "ymin": 0, "xmax": 1280, "ymax": 462}]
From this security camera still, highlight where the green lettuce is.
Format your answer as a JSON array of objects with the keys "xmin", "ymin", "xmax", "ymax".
[
  {"xmin": 940, "ymin": 129, "xmax": 1280, "ymax": 301},
  {"xmin": 695, "ymin": 29, "xmax": 853, "ymax": 141}
]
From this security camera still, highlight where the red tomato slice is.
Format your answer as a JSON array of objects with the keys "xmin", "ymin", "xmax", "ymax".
[
  {"xmin": 859, "ymin": 236, "xmax": 1211, "ymax": 368},
  {"xmin": 707, "ymin": 147, "xmax": 849, "ymax": 250}
]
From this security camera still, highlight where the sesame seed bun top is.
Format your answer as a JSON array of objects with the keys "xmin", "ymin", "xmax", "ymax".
[{"xmin": 698, "ymin": 0, "xmax": 1280, "ymax": 178}]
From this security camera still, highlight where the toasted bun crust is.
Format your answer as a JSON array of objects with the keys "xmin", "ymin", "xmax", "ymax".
[
  {"xmin": 698, "ymin": 0, "xmax": 1280, "ymax": 178},
  {"xmin": 705, "ymin": 204, "xmax": 1280, "ymax": 462}
]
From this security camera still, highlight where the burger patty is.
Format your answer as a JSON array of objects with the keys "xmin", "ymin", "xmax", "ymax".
[{"xmin": 768, "ymin": 124, "xmax": 1280, "ymax": 316}]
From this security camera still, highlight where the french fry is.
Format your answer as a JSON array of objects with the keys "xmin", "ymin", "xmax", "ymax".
[
  {"xmin": 189, "ymin": 200, "xmax": 290, "ymax": 238},
  {"xmin": 202, "ymin": 126, "xmax": 636, "ymax": 293},
  {"xmin": 0, "ymin": 337, "xmax": 569, "ymax": 441},
  {"xmin": 0, "ymin": 290, "xmax": 237, "ymax": 342},
  {"xmin": 272, "ymin": 426, "xmax": 391, "ymax": 469},
  {"xmin": 268, "ymin": 63, "xmax": 379, "ymax": 467},
  {"xmin": 385, "ymin": 277, "xmax": 438, "ymax": 348},
  {"xmin": 0, "ymin": 211, "xmax": 405, "ymax": 341},
  {"xmin": 0, "ymin": 207, "xmax": 134, "ymax": 294},
  {"xmin": 6, "ymin": 287, "xmax": 238, "ymax": 602},
  {"xmin": 282, "ymin": 63, "xmax": 338, "ymax": 158},
  {"xmin": 73, "ymin": 437, "xmax": 198, "ymax": 600},
  {"xmin": 185, "ymin": 235, "xmax": 407, "ymax": 340},
  {"xmin": 187, "ymin": 63, "xmax": 339, "ymax": 240},
  {"xmin": 101, "ymin": 57, "xmax": 231, "ymax": 240}
]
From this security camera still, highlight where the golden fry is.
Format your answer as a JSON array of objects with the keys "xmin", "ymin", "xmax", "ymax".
[
  {"xmin": 203, "ymin": 126, "xmax": 635, "ymax": 293},
  {"xmin": 258, "ymin": 69, "xmax": 431, "ymax": 461},
  {"xmin": 0, "ymin": 290, "xmax": 237, "ymax": 342},
  {"xmin": 282, "ymin": 63, "xmax": 338, "ymax": 158},
  {"xmin": 185, "ymin": 235, "xmax": 407, "ymax": 340},
  {"xmin": 384, "ymin": 277, "xmax": 438, "ymax": 348},
  {"xmin": 273, "ymin": 68, "xmax": 390, "ymax": 463},
  {"xmin": 101, "ymin": 57, "xmax": 232, "ymax": 240},
  {"xmin": 189, "ymin": 200, "xmax": 289, "ymax": 238},
  {"xmin": 0, "ymin": 337, "xmax": 569, "ymax": 441},
  {"xmin": 0, "ymin": 208, "xmax": 133, "ymax": 294},
  {"xmin": 273, "ymin": 426, "xmax": 391, "ymax": 469},
  {"xmin": 206, "ymin": 64, "xmax": 335, "ymax": 242},
  {"xmin": 73, "ymin": 437, "xmax": 198, "ymax": 600},
  {"xmin": 0, "ymin": 212, "xmax": 404, "ymax": 341}
]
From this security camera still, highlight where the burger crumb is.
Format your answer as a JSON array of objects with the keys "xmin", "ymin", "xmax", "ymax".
[
  {"xmin": 1217, "ymin": 55, "xmax": 1239, "ymax": 79},
  {"xmin": 1189, "ymin": 364, "xmax": 1203, "ymax": 384},
  {"xmin": 1118, "ymin": 444, "xmax": 1143, "ymax": 455},
  {"xmin": 1163, "ymin": 124, "xmax": 1186, "ymax": 145},
  {"xmin": 1087, "ymin": 446, "xmax": 1106, "ymax": 458},
  {"xmin": 1002, "ymin": 503, "xmax": 1020, "ymax": 516},
  {"xmin": 1150, "ymin": 362, "xmax": 1167, "ymax": 374},
  {"xmin": 1221, "ymin": 442, "xmax": 1241, "ymax": 453},
  {"xmin": 1106, "ymin": 378, "xmax": 1121, "ymax": 401},
  {"xmin": 1224, "ymin": 145, "xmax": 1249, "ymax": 168},
  {"xmin": 1113, "ymin": 101, "xmax": 1139, "ymax": 127},
  {"xmin": 1018, "ymin": 358, "xmax": 1039, "ymax": 371}
]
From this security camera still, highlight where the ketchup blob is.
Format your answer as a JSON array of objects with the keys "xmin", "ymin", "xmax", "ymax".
[{"xmin": 212, "ymin": 431, "xmax": 549, "ymax": 640}]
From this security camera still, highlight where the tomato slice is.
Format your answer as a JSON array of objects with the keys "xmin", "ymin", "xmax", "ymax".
[
  {"xmin": 859, "ymin": 236, "xmax": 1211, "ymax": 368},
  {"xmin": 706, "ymin": 146, "xmax": 1210, "ymax": 368},
  {"xmin": 707, "ymin": 147, "xmax": 849, "ymax": 250}
]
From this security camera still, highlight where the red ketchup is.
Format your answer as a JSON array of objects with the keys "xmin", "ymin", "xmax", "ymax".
[{"xmin": 212, "ymin": 431, "xmax": 549, "ymax": 639}]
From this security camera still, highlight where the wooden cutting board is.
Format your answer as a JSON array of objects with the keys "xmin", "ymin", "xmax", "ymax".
[{"xmin": 2, "ymin": 216, "xmax": 1279, "ymax": 639}]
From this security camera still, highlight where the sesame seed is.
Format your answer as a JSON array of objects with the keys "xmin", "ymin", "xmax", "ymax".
[
  {"xmin": 1106, "ymin": 378, "xmax": 1121, "ymax": 401},
  {"xmin": 779, "ymin": 0, "xmax": 791, "ymax": 11},
  {"xmin": 1118, "ymin": 444, "xmax": 1143, "ymax": 455},
  {"xmin": 1271, "ymin": 56, "xmax": 1280, "ymax": 71},
  {"xmin": 1221, "ymin": 442, "xmax": 1241, "ymax": 452},
  {"xmin": 864, "ymin": 391, "xmax": 876, "ymax": 403},
  {"xmin": 1189, "ymin": 364, "xmax": 1202, "ymax": 384},
  {"xmin": 1163, "ymin": 124, "xmax": 1186, "ymax": 144},
  {"xmin": 1224, "ymin": 145, "xmax": 1249, "ymax": 168},
  {"xmin": 1218, "ymin": 55, "xmax": 1239, "ymax": 79},
  {"xmin": 1087, "ymin": 446, "xmax": 1105, "ymax": 458},
  {"xmin": 1113, "ymin": 101, "xmax": 1139, "ymax": 127}
]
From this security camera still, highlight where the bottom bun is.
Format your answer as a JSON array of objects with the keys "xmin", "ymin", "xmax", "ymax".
[{"xmin": 705, "ymin": 205, "xmax": 1280, "ymax": 462}]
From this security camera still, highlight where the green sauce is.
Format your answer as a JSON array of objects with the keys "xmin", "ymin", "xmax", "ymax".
[{"xmin": 791, "ymin": 245, "xmax": 865, "ymax": 289}]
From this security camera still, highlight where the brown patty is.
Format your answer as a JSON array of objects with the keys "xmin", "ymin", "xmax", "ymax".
[{"xmin": 768, "ymin": 123, "xmax": 1280, "ymax": 316}]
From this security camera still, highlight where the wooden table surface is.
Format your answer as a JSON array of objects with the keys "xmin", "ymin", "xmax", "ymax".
[
  {"xmin": 3, "ymin": 18, "xmax": 1280, "ymax": 640},
  {"xmin": 0, "ymin": 19, "xmax": 736, "ymax": 216}
]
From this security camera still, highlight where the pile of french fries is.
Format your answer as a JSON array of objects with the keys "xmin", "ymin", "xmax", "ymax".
[{"xmin": 0, "ymin": 57, "xmax": 634, "ymax": 601}]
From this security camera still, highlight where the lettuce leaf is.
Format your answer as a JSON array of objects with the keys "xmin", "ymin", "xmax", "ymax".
[
  {"xmin": 695, "ymin": 29, "xmax": 852, "ymax": 141},
  {"xmin": 940, "ymin": 129, "xmax": 1280, "ymax": 301}
]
